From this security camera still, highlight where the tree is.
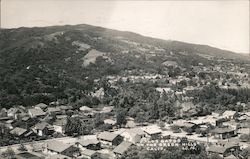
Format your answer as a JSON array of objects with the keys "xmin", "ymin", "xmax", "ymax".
[
  {"xmin": 18, "ymin": 144, "xmax": 27, "ymax": 152},
  {"xmin": 116, "ymin": 109, "xmax": 127, "ymax": 127},
  {"xmin": 93, "ymin": 113, "xmax": 104, "ymax": 128}
]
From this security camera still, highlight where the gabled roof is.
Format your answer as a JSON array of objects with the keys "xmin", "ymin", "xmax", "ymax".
[
  {"xmin": 35, "ymin": 103, "xmax": 48, "ymax": 109},
  {"xmin": 77, "ymin": 139, "xmax": 100, "ymax": 147},
  {"xmin": 207, "ymin": 145, "xmax": 226, "ymax": 154},
  {"xmin": 10, "ymin": 127, "xmax": 27, "ymax": 136},
  {"xmin": 47, "ymin": 141, "xmax": 72, "ymax": 153},
  {"xmin": 104, "ymin": 119, "xmax": 116, "ymax": 125},
  {"xmin": 28, "ymin": 107, "xmax": 45, "ymax": 117},
  {"xmin": 126, "ymin": 128, "xmax": 145, "ymax": 136},
  {"xmin": 207, "ymin": 143, "xmax": 239, "ymax": 154},
  {"xmin": 141, "ymin": 125, "xmax": 162, "ymax": 135},
  {"xmin": 7, "ymin": 108, "xmax": 19, "ymax": 114},
  {"xmin": 100, "ymin": 106, "xmax": 114, "ymax": 113},
  {"xmin": 34, "ymin": 122, "xmax": 52, "ymax": 130},
  {"xmin": 81, "ymin": 149, "xmax": 97, "ymax": 157},
  {"xmin": 79, "ymin": 106, "xmax": 93, "ymax": 112},
  {"xmin": 211, "ymin": 127, "xmax": 235, "ymax": 134},
  {"xmin": 98, "ymin": 131, "xmax": 120, "ymax": 141},
  {"xmin": 15, "ymin": 152, "xmax": 44, "ymax": 159},
  {"xmin": 47, "ymin": 107, "xmax": 61, "ymax": 113},
  {"xmin": 58, "ymin": 105, "xmax": 73, "ymax": 110},
  {"xmin": 22, "ymin": 116, "xmax": 30, "ymax": 121},
  {"xmin": 113, "ymin": 141, "xmax": 133, "ymax": 155},
  {"xmin": 223, "ymin": 110, "xmax": 237, "ymax": 117}
]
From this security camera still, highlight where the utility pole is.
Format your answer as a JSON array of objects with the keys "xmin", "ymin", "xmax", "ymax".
[{"xmin": 0, "ymin": 0, "xmax": 1, "ymax": 29}]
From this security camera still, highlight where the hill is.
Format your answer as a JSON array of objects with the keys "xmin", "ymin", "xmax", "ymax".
[{"xmin": 0, "ymin": 24, "xmax": 249, "ymax": 108}]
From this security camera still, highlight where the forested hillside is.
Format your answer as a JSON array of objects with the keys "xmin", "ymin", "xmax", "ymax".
[{"xmin": 0, "ymin": 24, "xmax": 249, "ymax": 111}]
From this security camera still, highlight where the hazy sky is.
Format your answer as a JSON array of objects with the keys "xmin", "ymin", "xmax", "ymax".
[{"xmin": 2, "ymin": 0, "xmax": 249, "ymax": 53}]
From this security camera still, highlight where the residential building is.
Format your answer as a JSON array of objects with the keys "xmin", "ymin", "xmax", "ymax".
[
  {"xmin": 113, "ymin": 141, "xmax": 133, "ymax": 156},
  {"xmin": 222, "ymin": 110, "xmax": 238, "ymax": 120},
  {"xmin": 207, "ymin": 142, "xmax": 240, "ymax": 157},
  {"xmin": 81, "ymin": 149, "xmax": 99, "ymax": 159},
  {"xmin": 10, "ymin": 127, "xmax": 27, "ymax": 138},
  {"xmin": 28, "ymin": 107, "xmax": 46, "ymax": 118},
  {"xmin": 97, "ymin": 131, "xmax": 123, "ymax": 147},
  {"xmin": 76, "ymin": 139, "xmax": 101, "ymax": 150},
  {"xmin": 47, "ymin": 141, "xmax": 80, "ymax": 157},
  {"xmin": 141, "ymin": 125, "xmax": 162, "ymax": 139},
  {"xmin": 33, "ymin": 122, "xmax": 54, "ymax": 136},
  {"xmin": 53, "ymin": 118, "xmax": 67, "ymax": 134},
  {"xmin": 211, "ymin": 127, "xmax": 237, "ymax": 139}
]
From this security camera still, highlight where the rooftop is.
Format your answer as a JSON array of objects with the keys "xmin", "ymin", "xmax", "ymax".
[
  {"xmin": 98, "ymin": 131, "xmax": 119, "ymax": 141},
  {"xmin": 113, "ymin": 141, "xmax": 133, "ymax": 155},
  {"xmin": 34, "ymin": 122, "xmax": 52, "ymax": 130},
  {"xmin": 211, "ymin": 127, "xmax": 235, "ymax": 134},
  {"xmin": 141, "ymin": 125, "xmax": 162, "ymax": 135},
  {"xmin": 77, "ymin": 139, "xmax": 100, "ymax": 147},
  {"xmin": 10, "ymin": 127, "xmax": 27, "ymax": 136},
  {"xmin": 28, "ymin": 107, "xmax": 45, "ymax": 117},
  {"xmin": 81, "ymin": 149, "xmax": 97, "ymax": 157},
  {"xmin": 47, "ymin": 141, "xmax": 72, "ymax": 153}
]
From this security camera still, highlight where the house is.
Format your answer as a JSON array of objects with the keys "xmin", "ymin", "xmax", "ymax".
[
  {"xmin": 53, "ymin": 118, "xmax": 67, "ymax": 134},
  {"xmin": 97, "ymin": 131, "xmax": 123, "ymax": 147},
  {"xmin": 113, "ymin": 141, "xmax": 133, "ymax": 156},
  {"xmin": 47, "ymin": 141, "xmax": 80, "ymax": 157},
  {"xmin": 238, "ymin": 112, "xmax": 250, "ymax": 121},
  {"xmin": 79, "ymin": 106, "xmax": 93, "ymax": 112},
  {"xmin": 57, "ymin": 105, "xmax": 73, "ymax": 111},
  {"xmin": 33, "ymin": 122, "xmax": 54, "ymax": 136},
  {"xmin": 47, "ymin": 107, "xmax": 61, "ymax": 115},
  {"xmin": 81, "ymin": 149, "xmax": 99, "ymax": 159},
  {"xmin": 28, "ymin": 107, "xmax": 46, "ymax": 118},
  {"xmin": 35, "ymin": 103, "xmax": 48, "ymax": 110},
  {"xmin": 18, "ymin": 117, "xmax": 39, "ymax": 129},
  {"xmin": 24, "ymin": 130, "xmax": 37, "ymax": 140},
  {"xmin": 79, "ymin": 106, "xmax": 95, "ymax": 117},
  {"xmin": 215, "ymin": 118, "xmax": 228, "ymax": 127},
  {"xmin": 10, "ymin": 127, "xmax": 27, "ymax": 138},
  {"xmin": 76, "ymin": 139, "xmax": 101, "ymax": 150},
  {"xmin": 222, "ymin": 110, "xmax": 238, "ymax": 120},
  {"xmin": 207, "ymin": 142, "xmax": 240, "ymax": 157},
  {"xmin": 211, "ymin": 127, "xmax": 237, "ymax": 139},
  {"xmin": 120, "ymin": 128, "xmax": 146, "ymax": 144},
  {"xmin": 7, "ymin": 108, "xmax": 18, "ymax": 117},
  {"xmin": 141, "ymin": 125, "xmax": 162, "ymax": 139},
  {"xmin": 174, "ymin": 121, "xmax": 198, "ymax": 133},
  {"xmin": 191, "ymin": 115, "xmax": 218, "ymax": 127},
  {"xmin": 100, "ymin": 106, "xmax": 114, "ymax": 114},
  {"xmin": 14, "ymin": 152, "xmax": 45, "ymax": 159},
  {"xmin": 7, "ymin": 108, "xmax": 25, "ymax": 119},
  {"xmin": 104, "ymin": 119, "xmax": 116, "ymax": 126}
]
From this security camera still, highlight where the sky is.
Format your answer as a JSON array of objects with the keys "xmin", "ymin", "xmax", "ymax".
[{"xmin": 2, "ymin": 0, "xmax": 250, "ymax": 54}]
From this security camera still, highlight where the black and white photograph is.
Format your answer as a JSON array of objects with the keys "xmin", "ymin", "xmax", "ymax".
[{"xmin": 0, "ymin": 0, "xmax": 249, "ymax": 158}]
